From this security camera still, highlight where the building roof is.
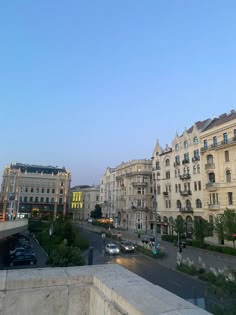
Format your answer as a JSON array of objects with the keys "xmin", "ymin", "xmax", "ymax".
[
  {"xmin": 10, "ymin": 163, "xmax": 68, "ymax": 174},
  {"xmin": 203, "ymin": 110, "xmax": 236, "ymax": 131}
]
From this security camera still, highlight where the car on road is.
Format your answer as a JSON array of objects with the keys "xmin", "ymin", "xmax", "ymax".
[
  {"xmin": 105, "ymin": 243, "xmax": 120, "ymax": 255},
  {"xmin": 119, "ymin": 241, "xmax": 135, "ymax": 253},
  {"xmin": 9, "ymin": 253, "xmax": 37, "ymax": 266}
]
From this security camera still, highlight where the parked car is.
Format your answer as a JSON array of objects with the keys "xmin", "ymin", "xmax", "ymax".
[
  {"xmin": 9, "ymin": 253, "xmax": 37, "ymax": 266},
  {"xmin": 119, "ymin": 241, "xmax": 135, "ymax": 253},
  {"xmin": 105, "ymin": 243, "xmax": 120, "ymax": 255},
  {"xmin": 88, "ymin": 218, "xmax": 94, "ymax": 223}
]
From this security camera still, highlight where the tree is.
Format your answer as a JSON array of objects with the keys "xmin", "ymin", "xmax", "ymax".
[
  {"xmin": 214, "ymin": 214, "xmax": 225, "ymax": 244},
  {"xmin": 223, "ymin": 209, "xmax": 236, "ymax": 248},
  {"xmin": 193, "ymin": 216, "xmax": 213, "ymax": 245},
  {"xmin": 174, "ymin": 216, "xmax": 185, "ymax": 239},
  {"xmin": 90, "ymin": 204, "xmax": 102, "ymax": 219}
]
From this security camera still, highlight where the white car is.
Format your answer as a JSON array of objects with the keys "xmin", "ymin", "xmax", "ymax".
[
  {"xmin": 105, "ymin": 243, "xmax": 120, "ymax": 255},
  {"xmin": 88, "ymin": 218, "xmax": 94, "ymax": 223}
]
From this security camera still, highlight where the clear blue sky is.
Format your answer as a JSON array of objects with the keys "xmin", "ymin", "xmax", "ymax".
[{"xmin": 0, "ymin": 1, "xmax": 235, "ymax": 186}]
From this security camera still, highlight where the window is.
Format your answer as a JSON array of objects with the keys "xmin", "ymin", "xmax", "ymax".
[
  {"xmin": 46, "ymin": 197, "xmax": 49, "ymax": 203},
  {"xmin": 60, "ymin": 182, "xmax": 64, "ymax": 186},
  {"xmin": 35, "ymin": 197, "xmax": 38, "ymax": 202},
  {"xmin": 184, "ymin": 153, "xmax": 189, "ymax": 162},
  {"xmin": 168, "ymin": 185, "xmax": 171, "ymax": 192},
  {"xmin": 234, "ymin": 129, "xmax": 236, "ymax": 140},
  {"xmin": 36, "ymin": 188, "xmax": 39, "ymax": 193},
  {"xmin": 196, "ymin": 199, "xmax": 202, "ymax": 208},
  {"xmin": 184, "ymin": 140, "xmax": 188, "ymax": 148},
  {"xmin": 165, "ymin": 200, "xmax": 168, "ymax": 208},
  {"xmin": 40, "ymin": 197, "xmax": 44, "ymax": 202},
  {"xmin": 169, "ymin": 200, "xmax": 171, "ymax": 208},
  {"xmin": 52, "ymin": 188, "xmax": 55, "ymax": 194},
  {"xmin": 226, "ymin": 170, "xmax": 231, "ymax": 183},
  {"xmin": 24, "ymin": 196, "xmax": 27, "ymax": 202},
  {"xmin": 42, "ymin": 188, "xmax": 44, "ymax": 193},
  {"xmin": 193, "ymin": 136, "xmax": 198, "ymax": 144},
  {"xmin": 197, "ymin": 164, "xmax": 200, "ymax": 173},
  {"xmin": 210, "ymin": 193, "xmax": 218, "ymax": 204},
  {"xmin": 228, "ymin": 192, "xmax": 233, "ymax": 205},
  {"xmin": 51, "ymin": 197, "xmax": 54, "ymax": 202},
  {"xmin": 59, "ymin": 198, "xmax": 63, "ymax": 204},
  {"xmin": 198, "ymin": 181, "xmax": 201, "ymax": 190},
  {"xmin": 29, "ymin": 197, "xmax": 33, "ymax": 202},
  {"xmin": 204, "ymin": 140, "xmax": 208, "ymax": 149},
  {"xmin": 25, "ymin": 187, "xmax": 28, "ymax": 192},
  {"xmin": 175, "ymin": 144, "xmax": 179, "ymax": 151},
  {"xmin": 31, "ymin": 188, "xmax": 34, "ymax": 193},
  {"xmin": 193, "ymin": 149, "xmax": 199, "ymax": 160},
  {"xmin": 193, "ymin": 165, "xmax": 196, "ymax": 174},
  {"xmin": 225, "ymin": 151, "xmax": 229, "ymax": 162},
  {"xmin": 223, "ymin": 132, "xmax": 228, "ymax": 144},
  {"xmin": 209, "ymin": 173, "xmax": 215, "ymax": 183},
  {"xmin": 177, "ymin": 200, "xmax": 181, "ymax": 209},
  {"xmin": 207, "ymin": 154, "xmax": 214, "ymax": 164},
  {"xmin": 156, "ymin": 161, "xmax": 160, "ymax": 170},
  {"xmin": 213, "ymin": 136, "xmax": 217, "ymax": 147},
  {"xmin": 175, "ymin": 184, "xmax": 178, "ymax": 193},
  {"xmin": 157, "ymin": 186, "xmax": 161, "ymax": 195},
  {"xmin": 47, "ymin": 188, "xmax": 50, "ymax": 193},
  {"xmin": 60, "ymin": 188, "xmax": 63, "ymax": 194},
  {"xmin": 194, "ymin": 182, "xmax": 197, "ymax": 191},
  {"xmin": 175, "ymin": 155, "xmax": 180, "ymax": 165},
  {"xmin": 178, "ymin": 184, "xmax": 181, "ymax": 192},
  {"xmin": 165, "ymin": 159, "xmax": 170, "ymax": 166},
  {"xmin": 166, "ymin": 171, "xmax": 170, "ymax": 179}
]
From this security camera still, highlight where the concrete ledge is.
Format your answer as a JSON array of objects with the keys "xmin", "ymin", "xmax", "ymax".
[
  {"xmin": 0, "ymin": 220, "xmax": 28, "ymax": 239},
  {"xmin": 0, "ymin": 264, "xmax": 211, "ymax": 315}
]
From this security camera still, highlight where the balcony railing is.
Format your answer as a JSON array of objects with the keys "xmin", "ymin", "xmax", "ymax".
[
  {"xmin": 205, "ymin": 163, "xmax": 215, "ymax": 170},
  {"xmin": 182, "ymin": 159, "xmax": 190, "ymax": 165},
  {"xmin": 163, "ymin": 191, "xmax": 169, "ymax": 196},
  {"xmin": 132, "ymin": 182, "xmax": 148, "ymax": 187},
  {"xmin": 174, "ymin": 161, "xmax": 180, "ymax": 167},
  {"xmin": 179, "ymin": 174, "xmax": 191, "ymax": 180},
  {"xmin": 208, "ymin": 203, "xmax": 220, "ymax": 210},
  {"xmin": 180, "ymin": 190, "xmax": 192, "ymax": 196},
  {"xmin": 201, "ymin": 136, "xmax": 236, "ymax": 152},
  {"xmin": 179, "ymin": 207, "xmax": 193, "ymax": 213},
  {"xmin": 192, "ymin": 157, "xmax": 200, "ymax": 162}
]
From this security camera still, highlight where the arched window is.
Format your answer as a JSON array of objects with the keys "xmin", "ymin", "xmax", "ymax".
[
  {"xmin": 175, "ymin": 144, "xmax": 179, "ymax": 151},
  {"xmin": 193, "ymin": 136, "xmax": 198, "ymax": 144},
  {"xmin": 166, "ymin": 159, "xmax": 170, "ymax": 166},
  {"xmin": 186, "ymin": 200, "xmax": 191, "ymax": 208},
  {"xmin": 226, "ymin": 170, "xmax": 231, "ymax": 183},
  {"xmin": 209, "ymin": 173, "xmax": 215, "ymax": 183},
  {"xmin": 177, "ymin": 200, "xmax": 181, "ymax": 209},
  {"xmin": 196, "ymin": 199, "xmax": 202, "ymax": 208},
  {"xmin": 184, "ymin": 140, "xmax": 188, "ymax": 148},
  {"xmin": 207, "ymin": 154, "xmax": 214, "ymax": 164}
]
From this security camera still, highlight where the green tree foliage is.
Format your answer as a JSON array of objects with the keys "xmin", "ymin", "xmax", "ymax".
[
  {"xmin": 223, "ymin": 209, "xmax": 236, "ymax": 248},
  {"xmin": 90, "ymin": 204, "xmax": 102, "ymax": 219},
  {"xmin": 215, "ymin": 214, "xmax": 225, "ymax": 243},
  {"xmin": 47, "ymin": 242, "xmax": 85, "ymax": 267},
  {"xmin": 174, "ymin": 216, "xmax": 185, "ymax": 237},
  {"xmin": 194, "ymin": 216, "xmax": 213, "ymax": 245}
]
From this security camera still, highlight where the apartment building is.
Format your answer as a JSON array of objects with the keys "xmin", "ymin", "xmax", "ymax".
[
  {"xmin": 101, "ymin": 160, "xmax": 153, "ymax": 232},
  {"xmin": 152, "ymin": 110, "xmax": 236, "ymax": 235},
  {"xmin": 70, "ymin": 185, "xmax": 100, "ymax": 221},
  {"xmin": 200, "ymin": 110, "xmax": 236, "ymax": 223},
  {"xmin": 0, "ymin": 163, "xmax": 71, "ymax": 219},
  {"xmin": 100, "ymin": 167, "xmax": 117, "ymax": 221}
]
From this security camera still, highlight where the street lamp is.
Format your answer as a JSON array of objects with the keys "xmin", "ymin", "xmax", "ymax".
[{"xmin": 153, "ymin": 178, "xmax": 158, "ymax": 255}]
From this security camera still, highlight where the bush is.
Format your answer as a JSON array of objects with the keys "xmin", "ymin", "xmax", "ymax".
[
  {"xmin": 135, "ymin": 245, "xmax": 166, "ymax": 259},
  {"xmin": 176, "ymin": 263, "xmax": 199, "ymax": 276},
  {"xmin": 161, "ymin": 235, "xmax": 178, "ymax": 242}
]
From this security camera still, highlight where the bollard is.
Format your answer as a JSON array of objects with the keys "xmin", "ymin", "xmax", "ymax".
[{"xmin": 88, "ymin": 247, "xmax": 94, "ymax": 265}]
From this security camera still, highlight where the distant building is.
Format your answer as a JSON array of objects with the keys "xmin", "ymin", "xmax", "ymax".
[
  {"xmin": 70, "ymin": 185, "xmax": 100, "ymax": 221},
  {"xmin": 100, "ymin": 160, "xmax": 153, "ymax": 232},
  {"xmin": 0, "ymin": 163, "xmax": 71, "ymax": 219}
]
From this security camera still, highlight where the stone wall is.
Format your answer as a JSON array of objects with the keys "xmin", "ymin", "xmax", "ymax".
[{"xmin": 0, "ymin": 264, "xmax": 211, "ymax": 315}]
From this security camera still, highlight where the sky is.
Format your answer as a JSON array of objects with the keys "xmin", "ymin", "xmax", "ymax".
[{"xmin": 0, "ymin": 1, "xmax": 235, "ymax": 186}]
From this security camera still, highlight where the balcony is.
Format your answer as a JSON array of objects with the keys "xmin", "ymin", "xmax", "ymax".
[
  {"xmin": 180, "ymin": 190, "xmax": 192, "ymax": 196},
  {"xmin": 208, "ymin": 203, "xmax": 220, "ymax": 210},
  {"xmin": 201, "ymin": 136, "xmax": 236, "ymax": 152},
  {"xmin": 132, "ymin": 182, "xmax": 148, "ymax": 187},
  {"xmin": 179, "ymin": 174, "xmax": 191, "ymax": 180},
  {"xmin": 163, "ymin": 191, "xmax": 169, "ymax": 197},
  {"xmin": 173, "ymin": 161, "xmax": 180, "ymax": 167},
  {"xmin": 179, "ymin": 207, "xmax": 193, "ymax": 213},
  {"xmin": 182, "ymin": 159, "xmax": 190, "ymax": 165},
  {"xmin": 192, "ymin": 157, "xmax": 200, "ymax": 162},
  {"xmin": 206, "ymin": 182, "xmax": 218, "ymax": 191},
  {"xmin": 205, "ymin": 163, "xmax": 215, "ymax": 170}
]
